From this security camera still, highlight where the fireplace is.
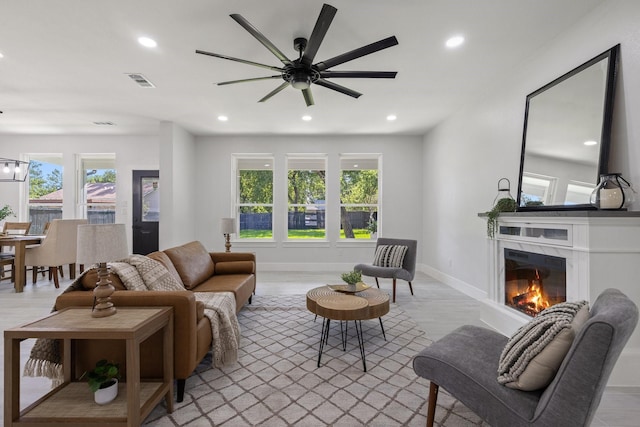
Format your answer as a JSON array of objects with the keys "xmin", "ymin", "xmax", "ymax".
[{"xmin": 504, "ymin": 249, "xmax": 566, "ymax": 317}]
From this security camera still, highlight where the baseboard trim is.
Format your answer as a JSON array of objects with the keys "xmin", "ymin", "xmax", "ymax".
[
  {"xmin": 258, "ymin": 262, "xmax": 357, "ymax": 272},
  {"xmin": 419, "ymin": 264, "xmax": 487, "ymax": 300}
]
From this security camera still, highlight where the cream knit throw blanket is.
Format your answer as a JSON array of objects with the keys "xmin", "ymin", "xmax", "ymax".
[{"xmin": 24, "ymin": 254, "xmax": 241, "ymax": 383}]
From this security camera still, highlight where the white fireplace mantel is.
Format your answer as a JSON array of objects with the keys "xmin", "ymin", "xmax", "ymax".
[{"xmin": 480, "ymin": 211, "xmax": 640, "ymax": 386}]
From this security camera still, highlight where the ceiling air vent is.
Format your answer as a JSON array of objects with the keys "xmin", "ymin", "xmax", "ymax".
[
  {"xmin": 93, "ymin": 121, "xmax": 115, "ymax": 126},
  {"xmin": 126, "ymin": 73, "xmax": 155, "ymax": 88}
]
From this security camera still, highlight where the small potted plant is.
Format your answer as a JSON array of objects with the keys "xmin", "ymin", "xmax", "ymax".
[
  {"xmin": 82, "ymin": 359, "xmax": 120, "ymax": 404},
  {"xmin": 341, "ymin": 270, "xmax": 362, "ymax": 290},
  {"xmin": 0, "ymin": 205, "xmax": 15, "ymax": 235}
]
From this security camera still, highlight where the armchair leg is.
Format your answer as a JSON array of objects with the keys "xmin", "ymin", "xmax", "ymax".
[
  {"xmin": 375, "ymin": 277, "xmax": 380, "ymax": 288},
  {"xmin": 392, "ymin": 278, "xmax": 397, "ymax": 303},
  {"xmin": 70, "ymin": 263, "xmax": 76, "ymax": 280},
  {"xmin": 408, "ymin": 281, "xmax": 414, "ymax": 296},
  {"xmin": 50, "ymin": 267, "xmax": 60, "ymax": 288},
  {"xmin": 427, "ymin": 382, "xmax": 439, "ymax": 427}
]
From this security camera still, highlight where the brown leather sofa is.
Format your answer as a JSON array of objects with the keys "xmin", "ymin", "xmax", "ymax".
[{"xmin": 54, "ymin": 241, "xmax": 256, "ymax": 402}]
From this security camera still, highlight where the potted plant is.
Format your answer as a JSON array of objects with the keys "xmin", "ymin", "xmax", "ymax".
[
  {"xmin": 82, "ymin": 359, "xmax": 120, "ymax": 404},
  {"xmin": 485, "ymin": 198, "xmax": 517, "ymax": 238},
  {"xmin": 366, "ymin": 219, "xmax": 377, "ymax": 239},
  {"xmin": 0, "ymin": 205, "xmax": 15, "ymax": 235},
  {"xmin": 341, "ymin": 270, "xmax": 362, "ymax": 290}
]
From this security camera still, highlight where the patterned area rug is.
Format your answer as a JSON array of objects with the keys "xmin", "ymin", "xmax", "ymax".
[{"xmin": 143, "ymin": 295, "xmax": 486, "ymax": 426}]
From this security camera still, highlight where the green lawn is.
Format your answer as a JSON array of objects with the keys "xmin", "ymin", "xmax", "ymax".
[{"xmin": 239, "ymin": 229, "xmax": 372, "ymax": 239}]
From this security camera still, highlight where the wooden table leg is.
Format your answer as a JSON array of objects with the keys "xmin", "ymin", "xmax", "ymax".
[
  {"xmin": 4, "ymin": 337, "xmax": 21, "ymax": 426},
  {"xmin": 13, "ymin": 241, "xmax": 27, "ymax": 293},
  {"xmin": 126, "ymin": 339, "xmax": 141, "ymax": 427},
  {"xmin": 163, "ymin": 312, "xmax": 174, "ymax": 413}
]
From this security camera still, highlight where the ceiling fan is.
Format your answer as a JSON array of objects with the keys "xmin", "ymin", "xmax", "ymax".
[{"xmin": 195, "ymin": 3, "xmax": 398, "ymax": 106}]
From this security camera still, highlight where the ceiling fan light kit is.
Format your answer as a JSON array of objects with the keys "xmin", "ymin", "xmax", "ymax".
[{"xmin": 196, "ymin": 3, "xmax": 398, "ymax": 106}]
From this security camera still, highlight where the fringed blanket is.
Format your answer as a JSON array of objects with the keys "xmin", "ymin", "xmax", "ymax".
[{"xmin": 24, "ymin": 254, "xmax": 241, "ymax": 384}]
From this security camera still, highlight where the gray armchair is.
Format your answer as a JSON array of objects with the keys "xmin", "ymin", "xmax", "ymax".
[
  {"xmin": 413, "ymin": 288, "xmax": 638, "ymax": 427},
  {"xmin": 355, "ymin": 237, "xmax": 417, "ymax": 303}
]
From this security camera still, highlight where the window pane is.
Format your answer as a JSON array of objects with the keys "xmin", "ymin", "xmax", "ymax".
[
  {"xmin": 239, "ymin": 206, "xmax": 273, "ymax": 239},
  {"xmin": 84, "ymin": 166, "xmax": 116, "ymax": 224},
  {"xmin": 142, "ymin": 178, "xmax": 160, "ymax": 221},
  {"xmin": 340, "ymin": 156, "xmax": 379, "ymax": 239},
  {"xmin": 287, "ymin": 157, "xmax": 326, "ymax": 239},
  {"xmin": 236, "ymin": 158, "xmax": 273, "ymax": 239},
  {"xmin": 28, "ymin": 157, "xmax": 63, "ymax": 234},
  {"xmin": 287, "ymin": 206, "xmax": 326, "ymax": 239}
]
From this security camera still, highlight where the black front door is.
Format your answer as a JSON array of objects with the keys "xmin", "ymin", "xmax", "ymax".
[{"xmin": 132, "ymin": 170, "xmax": 159, "ymax": 254}]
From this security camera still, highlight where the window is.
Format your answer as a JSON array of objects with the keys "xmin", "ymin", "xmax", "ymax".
[
  {"xmin": 565, "ymin": 181, "xmax": 596, "ymax": 205},
  {"xmin": 340, "ymin": 155, "xmax": 380, "ymax": 239},
  {"xmin": 234, "ymin": 156, "xmax": 273, "ymax": 239},
  {"xmin": 27, "ymin": 154, "xmax": 63, "ymax": 234},
  {"xmin": 287, "ymin": 156, "xmax": 326, "ymax": 239},
  {"xmin": 520, "ymin": 174, "xmax": 556, "ymax": 206},
  {"xmin": 78, "ymin": 155, "xmax": 116, "ymax": 224}
]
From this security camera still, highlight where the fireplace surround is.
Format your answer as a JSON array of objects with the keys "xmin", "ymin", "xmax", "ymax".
[{"xmin": 481, "ymin": 211, "xmax": 640, "ymax": 386}]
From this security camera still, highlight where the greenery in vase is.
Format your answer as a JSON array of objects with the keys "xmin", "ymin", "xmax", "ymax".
[
  {"xmin": 0, "ymin": 204, "xmax": 15, "ymax": 222},
  {"xmin": 82, "ymin": 359, "xmax": 120, "ymax": 392},
  {"xmin": 341, "ymin": 270, "xmax": 362, "ymax": 285},
  {"xmin": 485, "ymin": 198, "xmax": 517, "ymax": 238}
]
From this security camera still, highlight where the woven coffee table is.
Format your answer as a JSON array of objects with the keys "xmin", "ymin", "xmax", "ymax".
[{"xmin": 306, "ymin": 285, "xmax": 390, "ymax": 371}]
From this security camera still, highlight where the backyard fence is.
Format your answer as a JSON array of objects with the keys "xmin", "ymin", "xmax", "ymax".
[{"xmin": 240, "ymin": 210, "xmax": 372, "ymax": 230}]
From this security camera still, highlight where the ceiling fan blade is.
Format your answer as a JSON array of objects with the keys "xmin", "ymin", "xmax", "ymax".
[
  {"xmin": 302, "ymin": 88, "xmax": 314, "ymax": 106},
  {"xmin": 230, "ymin": 14, "xmax": 292, "ymax": 65},
  {"xmin": 218, "ymin": 76, "xmax": 282, "ymax": 86},
  {"xmin": 259, "ymin": 82, "xmax": 290, "ymax": 103},
  {"xmin": 195, "ymin": 50, "xmax": 283, "ymax": 72},
  {"xmin": 301, "ymin": 4, "xmax": 337, "ymax": 66},
  {"xmin": 314, "ymin": 79, "xmax": 362, "ymax": 98},
  {"xmin": 315, "ymin": 36, "xmax": 399, "ymax": 71},
  {"xmin": 319, "ymin": 71, "xmax": 397, "ymax": 79}
]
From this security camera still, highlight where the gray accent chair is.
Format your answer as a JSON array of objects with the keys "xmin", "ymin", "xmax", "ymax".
[
  {"xmin": 413, "ymin": 288, "xmax": 638, "ymax": 427},
  {"xmin": 354, "ymin": 238, "xmax": 417, "ymax": 303}
]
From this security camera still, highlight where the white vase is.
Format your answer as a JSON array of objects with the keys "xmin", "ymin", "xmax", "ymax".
[
  {"xmin": 94, "ymin": 379, "xmax": 118, "ymax": 405},
  {"xmin": 370, "ymin": 232, "xmax": 377, "ymax": 240}
]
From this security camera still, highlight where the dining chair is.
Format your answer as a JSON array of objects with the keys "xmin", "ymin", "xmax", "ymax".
[
  {"xmin": 0, "ymin": 222, "xmax": 32, "ymax": 282},
  {"xmin": 24, "ymin": 219, "xmax": 88, "ymax": 288}
]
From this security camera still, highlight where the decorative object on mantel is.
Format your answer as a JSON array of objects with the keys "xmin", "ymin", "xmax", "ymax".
[
  {"xmin": 486, "ymin": 178, "xmax": 517, "ymax": 238},
  {"xmin": 590, "ymin": 173, "xmax": 635, "ymax": 210},
  {"xmin": 0, "ymin": 158, "xmax": 30, "ymax": 182},
  {"xmin": 76, "ymin": 224, "xmax": 129, "ymax": 318},
  {"xmin": 493, "ymin": 178, "xmax": 514, "ymax": 205},
  {"xmin": 220, "ymin": 217, "xmax": 236, "ymax": 252}
]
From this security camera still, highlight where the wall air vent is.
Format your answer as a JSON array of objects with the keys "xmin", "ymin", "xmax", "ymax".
[{"xmin": 126, "ymin": 73, "xmax": 156, "ymax": 88}]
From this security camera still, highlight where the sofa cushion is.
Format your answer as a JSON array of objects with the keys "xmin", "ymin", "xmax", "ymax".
[
  {"xmin": 192, "ymin": 274, "xmax": 255, "ymax": 313},
  {"xmin": 373, "ymin": 244, "xmax": 408, "ymax": 268},
  {"xmin": 497, "ymin": 301, "xmax": 589, "ymax": 391},
  {"xmin": 164, "ymin": 241, "xmax": 215, "ymax": 289},
  {"xmin": 147, "ymin": 251, "xmax": 184, "ymax": 286}
]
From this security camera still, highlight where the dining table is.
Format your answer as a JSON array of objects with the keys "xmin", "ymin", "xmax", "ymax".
[{"xmin": 0, "ymin": 235, "xmax": 44, "ymax": 293}]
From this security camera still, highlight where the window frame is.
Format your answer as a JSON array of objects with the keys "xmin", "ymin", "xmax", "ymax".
[
  {"xmin": 285, "ymin": 154, "xmax": 328, "ymax": 241},
  {"xmin": 232, "ymin": 154, "xmax": 275, "ymax": 241},
  {"xmin": 339, "ymin": 154, "xmax": 381, "ymax": 240}
]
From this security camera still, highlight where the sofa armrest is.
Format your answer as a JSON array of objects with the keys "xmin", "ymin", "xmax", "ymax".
[
  {"xmin": 55, "ymin": 290, "xmax": 200, "ymax": 379},
  {"xmin": 210, "ymin": 252, "xmax": 256, "ymax": 275}
]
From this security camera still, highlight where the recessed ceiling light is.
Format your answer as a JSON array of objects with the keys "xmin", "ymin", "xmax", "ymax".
[
  {"xmin": 0, "ymin": 52, "xmax": 4, "ymax": 59},
  {"xmin": 138, "ymin": 37, "xmax": 157, "ymax": 48},
  {"xmin": 386, "ymin": 114, "xmax": 397, "ymax": 121},
  {"xmin": 302, "ymin": 115, "xmax": 312, "ymax": 121},
  {"xmin": 445, "ymin": 35, "xmax": 465, "ymax": 48},
  {"xmin": 264, "ymin": 163, "xmax": 270, "ymax": 167},
  {"xmin": 353, "ymin": 164, "xmax": 359, "ymax": 168},
  {"xmin": 584, "ymin": 140, "xmax": 598, "ymax": 146},
  {"xmin": 218, "ymin": 115, "xmax": 228, "ymax": 122}
]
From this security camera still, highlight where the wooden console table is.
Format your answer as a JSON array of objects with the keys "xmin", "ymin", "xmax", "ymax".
[{"xmin": 4, "ymin": 307, "xmax": 174, "ymax": 427}]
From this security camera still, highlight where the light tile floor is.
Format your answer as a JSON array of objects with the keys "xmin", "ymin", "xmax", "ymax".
[{"xmin": 1, "ymin": 270, "xmax": 638, "ymax": 426}]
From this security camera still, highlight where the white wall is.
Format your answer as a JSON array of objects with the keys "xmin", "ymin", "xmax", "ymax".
[
  {"xmin": 421, "ymin": 0, "xmax": 640, "ymax": 385},
  {"xmin": 158, "ymin": 122, "xmax": 197, "ymax": 249},
  {"xmin": 0, "ymin": 135, "xmax": 159, "ymax": 250},
  {"xmin": 194, "ymin": 135, "xmax": 423, "ymax": 270}
]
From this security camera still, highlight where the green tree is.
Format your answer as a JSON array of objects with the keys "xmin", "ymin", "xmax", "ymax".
[
  {"xmin": 340, "ymin": 170, "xmax": 378, "ymax": 238},
  {"xmin": 86, "ymin": 169, "xmax": 116, "ymax": 184},
  {"xmin": 288, "ymin": 170, "xmax": 325, "ymax": 208},
  {"xmin": 45, "ymin": 169, "xmax": 63, "ymax": 193},
  {"xmin": 28, "ymin": 162, "xmax": 48, "ymax": 198},
  {"xmin": 239, "ymin": 170, "xmax": 272, "ymax": 213}
]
